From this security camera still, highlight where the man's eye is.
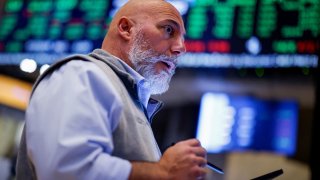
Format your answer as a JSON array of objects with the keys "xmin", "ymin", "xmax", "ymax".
[{"xmin": 164, "ymin": 25, "xmax": 174, "ymax": 35}]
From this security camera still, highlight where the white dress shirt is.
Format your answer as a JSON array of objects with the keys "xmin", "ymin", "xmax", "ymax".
[{"xmin": 26, "ymin": 57, "xmax": 151, "ymax": 180}]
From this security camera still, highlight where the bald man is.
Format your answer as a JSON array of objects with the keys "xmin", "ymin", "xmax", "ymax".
[{"xmin": 16, "ymin": 0, "xmax": 207, "ymax": 179}]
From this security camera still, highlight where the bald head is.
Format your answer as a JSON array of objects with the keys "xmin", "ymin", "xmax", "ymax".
[
  {"xmin": 111, "ymin": 0, "xmax": 184, "ymax": 29},
  {"xmin": 102, "ymin": 0, "xmax": 185, "ymax": 66}
]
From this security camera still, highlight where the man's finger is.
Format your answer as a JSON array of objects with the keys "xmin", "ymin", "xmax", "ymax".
[
  {"xmin": 184, "ymin": 138, "xmax": 201, "ymax": 147},
  {"xmin": 191, "ymin": 146, "xmax": 207, "ymax": 157}
]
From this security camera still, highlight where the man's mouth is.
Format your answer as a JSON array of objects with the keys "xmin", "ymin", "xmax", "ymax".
[{"xmin": 160, "ymin": 60, "xmax": 176, "ymax": 71}]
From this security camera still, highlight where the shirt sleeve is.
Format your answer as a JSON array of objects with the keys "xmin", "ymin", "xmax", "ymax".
[{"xmin": 25, "ymin": 60, "xmax": 131, "ymax": 180}]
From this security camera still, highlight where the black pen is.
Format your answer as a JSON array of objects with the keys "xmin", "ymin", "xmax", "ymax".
[
  {"xmin": 250, "ymin": 169, "xmax": 283, "ymax": 180},
  {"xmin": 169, "ymin": 142, "xmax": 224, "ymax": 174},
  {"xmin": 206, "ymin": 161, "xmax": 224, "ymax": 174}
]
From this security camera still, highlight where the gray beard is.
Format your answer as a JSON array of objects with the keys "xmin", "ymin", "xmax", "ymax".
[{"xmin": 129, "ymin": 33, "xmax": 176, "ymax": 95}]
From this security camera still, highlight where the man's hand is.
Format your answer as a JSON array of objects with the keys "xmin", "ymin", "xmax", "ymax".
[
  {"xmin": 158, "ymin": 139, "xmax": 207, "ymax": 180},
  {"xmin": 129, "ymin": 139, "xmax": 207, "ymax": 180}
]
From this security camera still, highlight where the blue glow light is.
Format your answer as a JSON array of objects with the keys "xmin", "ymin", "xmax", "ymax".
[{"xmin": 246, "ymin": 36, "xmax": 261, "ymax": 55}]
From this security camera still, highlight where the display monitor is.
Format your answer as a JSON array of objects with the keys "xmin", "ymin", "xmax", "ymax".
[
  {"xmin": 0, "ymin": 0, "xmax": 318, "ymax": 68},
  {"xmin": 196, "ymin": 92, "xmax": 298, "ymax": 156}
]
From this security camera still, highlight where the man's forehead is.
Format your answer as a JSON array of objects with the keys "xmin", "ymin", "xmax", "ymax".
[{"xmin": 146, "ymin": 3, "xmax": 186, "ymax": 33}]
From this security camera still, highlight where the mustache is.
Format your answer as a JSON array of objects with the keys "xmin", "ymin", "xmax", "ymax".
[{"xmin": 148, "ymin": 54, "xmax": 178, "ymax": 66}]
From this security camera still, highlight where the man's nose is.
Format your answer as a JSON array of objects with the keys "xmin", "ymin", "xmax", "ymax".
[{"xmin": 171, "ymin": 37, "xmax": 186, "ymax": 56}]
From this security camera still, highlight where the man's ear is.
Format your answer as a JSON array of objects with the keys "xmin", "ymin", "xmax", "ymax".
[{"xmin": 117, "ymin": 17, "xmax": 133, "ymax": 41}]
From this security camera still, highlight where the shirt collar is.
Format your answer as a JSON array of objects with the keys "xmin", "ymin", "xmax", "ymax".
[
  {"xmin": 116, "ymin": 58, "xmax": 151, "ymax": 109},
  {"xmin": 93, "ymin": 49, "xmax": 151, "ymax": 109}
]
